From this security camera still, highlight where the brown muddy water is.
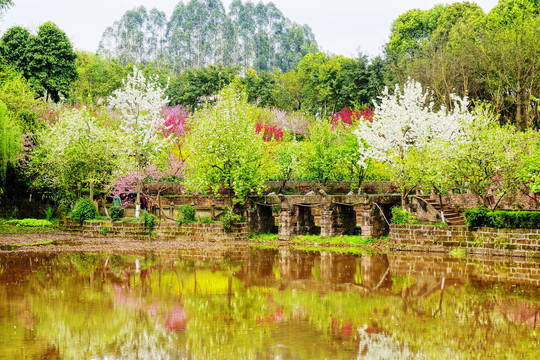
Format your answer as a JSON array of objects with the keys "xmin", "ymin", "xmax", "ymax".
[{"xmin": 0, "ymin": 247, "xmax": 538, "ymax": 360}]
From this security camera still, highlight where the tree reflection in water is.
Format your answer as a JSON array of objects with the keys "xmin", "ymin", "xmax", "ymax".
[{"xmin": 0, "ymin": 249, "xmax": 538, "ymax": 359}]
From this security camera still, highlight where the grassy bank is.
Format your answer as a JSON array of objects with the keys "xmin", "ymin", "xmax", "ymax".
[
  {"xmin": 249, "ymin": 233, "xmax": 387, "ymax": 247},
  {"xmin": 0, "ymin": 219, "xmax": 59, "ymax": 234}
]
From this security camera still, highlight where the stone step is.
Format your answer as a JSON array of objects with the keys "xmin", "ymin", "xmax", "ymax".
[{"xmin": 416, "ymin": 196, "xmax": 465, "ymax": 224}]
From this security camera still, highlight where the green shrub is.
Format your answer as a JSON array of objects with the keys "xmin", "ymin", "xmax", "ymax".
[
  {"xmin": 140, "ymin": 211, "xmax": 158, "ymax": 237},
  {"xmin": 220, "ymin": 211, "xmax": 244, "ymax": 233},
  {"xmin": 45, "ymin": 207, "xmax": 53, "ymax": 221},
  {"xmin": 7, "ymin": 219, "xmax": 53, "ymax": 227},
  {"xmin": 177, "ymin": 205, "xmax": 196, "ymax": 225},
  {"xmin": 465, "ymin": 206, "xmax": 490, "ymax": 227},
  {"xmin": 7, "ymin": 206, "xmax": 19, "ymax": 219},
  {"xmin": 88, "ymin": 216, "xmax": 108, "ymax": 221},
  {"xmin": 391, "ymin": 206, "xmax": 410, "ymax": 224},
  {"xmin": 101, "ymin": 226, "xmax": 109, "ymax": 235},
  {"xmin": 70, "ymin": 198, "xmax": 98, "ymax": 225},
  {"xmin": 109, "ymin": 206, "xmax": 125, "ymax": 221},
  {"xmin": 198, "ymin": 217, "xmax": 215, "ymax": 224},
  {"xmin": 57, "ymin": 204, "xmax": 71, "ymax": 217},
  {"xmin": 119, "ymin": 217, "xmax": 139, "ymax": 223},
  {"xmin": 465, "ymin": 207, "xmax": 540, "ymax": 229}
]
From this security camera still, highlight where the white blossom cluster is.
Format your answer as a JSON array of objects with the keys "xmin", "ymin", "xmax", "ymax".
[
  {"xmin": 42, "ymin": 108, "xmax": 112, "ymax": 164},
  {"xmin": 354, "ymin": 79, "xmax": 476, "ymax": 168},
  {"xmin": 110, "ymin": 66, "xmax": 170, "ymax": 158}
]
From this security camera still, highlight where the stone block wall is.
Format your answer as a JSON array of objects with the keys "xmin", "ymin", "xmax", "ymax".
[
  {"xmin": 388, "ymin": 224, "xmax": 540, "ymax": 258},
  {"xmin": 114, "ymin": 199, "xmax": 228, "ymax": 220},
  {"xmin": 60, "ymin": 218, "xmax": 247, "ymax": 242},
  {"xmin": 144, "ymin": 180, "xmax": 397, "ymax": 196},
  {"xmin": 387, "ymin": 253, "xmax": 540, "ymax": 287},
  {"xmin": 263, "ymin": 181, "xmax": 396, "ymax": 194},
  {"xmin": 439, "ymin": 194, "xmax": 539, "ymax": 211},
  {"xmin": 148, "ymin": 195, "xmax": 230, "ymax": 207}
]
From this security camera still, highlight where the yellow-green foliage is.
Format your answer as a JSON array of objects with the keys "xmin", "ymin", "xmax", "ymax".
[{"xmin": 0, "ymin": 100, "xmax": 21, "ymax": 183}]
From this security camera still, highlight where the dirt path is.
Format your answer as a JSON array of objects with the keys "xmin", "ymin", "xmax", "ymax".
[
  {"xmin": 0, "ymin": 230, "xmax": 387, "ymax": 255},
  {"xmin": 0, "ymin": 231, "xmax": 250, "ymax": 254}
]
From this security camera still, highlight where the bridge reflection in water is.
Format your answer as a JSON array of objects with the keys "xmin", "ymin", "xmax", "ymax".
[{"xmin": 0, "ymin": 248, "xmax": 538, "ymax": 359}]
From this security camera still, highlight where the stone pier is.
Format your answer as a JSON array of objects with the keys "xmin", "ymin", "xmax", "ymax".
[
  {"xmin": 248, "ymin": 202, "xmax": 277, "ymax": 234},
  {"xmin": 320, "ymin": 203, "xmax": 357, "ymax": 237}
]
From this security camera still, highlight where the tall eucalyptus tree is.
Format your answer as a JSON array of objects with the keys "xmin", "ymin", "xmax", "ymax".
[
  {"xmin": 98, "ymin": 6, "xmax": 167, "ymax": 66},
  {"xmin": 98, "ymin": 0, "xmax": 318, "ymax": 73}
]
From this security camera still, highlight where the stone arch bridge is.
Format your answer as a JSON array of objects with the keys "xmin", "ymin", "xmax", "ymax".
[{"xmin": 247, "ymin": 194, "xmax": 401, "ymax": 240}]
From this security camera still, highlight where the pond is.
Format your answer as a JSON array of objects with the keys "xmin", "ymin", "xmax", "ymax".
[{"xmin": 0, "ymin": 247, "xmax": 538, "ymax": 359}]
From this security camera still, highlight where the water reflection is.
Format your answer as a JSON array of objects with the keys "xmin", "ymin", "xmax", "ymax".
[{"xmin": 0, "ymin": 249, "xmax": 538, "ymax": 359}]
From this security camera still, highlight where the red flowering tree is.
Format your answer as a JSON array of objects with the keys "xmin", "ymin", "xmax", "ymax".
[
  {"xmin": 255, "ymin": 122, "xmax": 284, "ymax": 141},
  {"xmin": 331, "ymin": 106, "xmax": 373, "ymax": 128}
]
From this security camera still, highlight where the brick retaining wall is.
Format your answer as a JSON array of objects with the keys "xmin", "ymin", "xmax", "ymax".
[
  {"xmin": 439, "ymin": 194, "xmax": 540, "ymax": 211},
  {"xmin": 145, "ymin": 181, "xmax": 396, "ymax": 195},
  {"xmin": 389, "ymin": 224, "xmax": 540, "ymax": 258},
  {"xmin": 387, "ymin": 253, "xmax": 540, "ymax": 286},
  {"xmin": 60, "ymin": 218, "xmax": 247, "ymax": 242}
]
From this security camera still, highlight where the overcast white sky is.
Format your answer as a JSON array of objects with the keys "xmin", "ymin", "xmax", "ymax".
[{"xmin": 1, "ymin": 0, "xmax": 499, "ymax": 57}]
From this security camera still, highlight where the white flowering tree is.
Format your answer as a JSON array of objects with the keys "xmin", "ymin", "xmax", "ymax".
[
  {"xmin": 185, "ymin": 86, "xmax": 265, "ymax": 203},
  {"xmin": 110, "ymin": 66, "xmax": 169, "ymax": 214},
  {"xmin": 354, "ymin": 79, "xmax": 476, "ymax": 205},
  {"xmin": 443, "ymin": 114, "xmax": 526, "ymax": 210},
  {"xmin": 33, "ymin": 108, "xmax": 119, "ymax": 202}
]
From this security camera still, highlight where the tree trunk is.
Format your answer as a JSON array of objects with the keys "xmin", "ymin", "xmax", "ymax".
[
  {"xmin": 516, "ymin": 88, "xmax": 526, "ymax": 130},
  {"xmin": 135, "ymin": 156, "xmax": 141, "ymax": 217},
  {"xmin": 89, "ymin": 177, "xmax": 94, "ymax": 202},
  {"xmin": 401, "ymin": 189, "xmax": 409, "ymax": 208},
  {"xmin": 157, "ymin": 190, "xmax": 162, "ymax": 220}
]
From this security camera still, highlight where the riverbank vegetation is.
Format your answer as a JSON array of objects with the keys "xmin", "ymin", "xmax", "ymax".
[
  {"xmin": 249, "ymin": 233, "xmax": 388, "ymax": 247},
  {"xmin": 0, "ymin": 0, "xmax": 539, "ymax": 227}
]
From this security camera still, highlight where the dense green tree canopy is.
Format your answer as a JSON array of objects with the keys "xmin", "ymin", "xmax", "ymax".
[
  {"xmin": 0, "ymin": 26, "xmax": 31, "ymax": 78},
  {"xmin": 297, "ymin": 52, "xmax": 384, "ymax": 115},
  {"xmin": 69, "ymin": 51, "xmax": 128, "ymax": 105},
  {"xmin": 167, "ymin": 64, "xmax": 238, "ymax": 109},
  {"xmin": 28, "ymin": 22, "xmax": 78, "ymax": 102},
  {"xmin": 386, "ymin": 0, "xmax": 540, "ymax": 129},
  {"xmin": 0, "ymin": 22, "xmax": 77, "ymax": 102}
]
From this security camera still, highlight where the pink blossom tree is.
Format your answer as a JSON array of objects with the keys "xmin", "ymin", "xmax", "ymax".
[
  {"xmin": 162, "ymin": 105, "xmax": 189, "ymax": 161},
  {"xmin": 111, "ymin": 154, "xmax": 185, "ymax": 218}
]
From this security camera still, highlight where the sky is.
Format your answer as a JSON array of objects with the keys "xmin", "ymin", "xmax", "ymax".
[{"xmin": 1, "ymin": 0, "xmax": 500, "ymax": 58}]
